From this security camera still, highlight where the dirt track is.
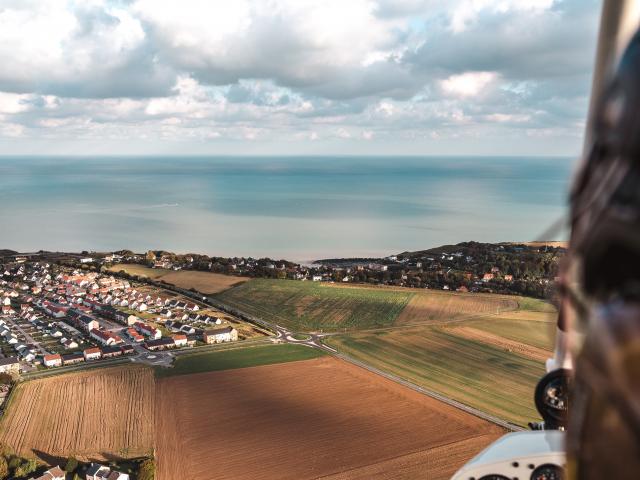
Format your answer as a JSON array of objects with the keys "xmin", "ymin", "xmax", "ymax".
[{"xmin": 155, "ymin": 357, "xmax": 503, "ymax": 480}]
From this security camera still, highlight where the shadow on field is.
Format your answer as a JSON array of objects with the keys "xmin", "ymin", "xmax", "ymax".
[{"xmin": 32, "ymin": 449, "xmax": 66, "ymax": 468}]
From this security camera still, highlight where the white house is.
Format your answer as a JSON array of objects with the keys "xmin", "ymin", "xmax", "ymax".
[
  {"xmin": 83, "ymin": 348, "xmax": 102, "ymax": 361},
  {"xmin": 202, "ymin": 327, "xmax": 238, "ymax": 344},
  {"xmin": 43, "ymin": 354, "xmax": 62, "ymax": 368},
  {"xmin": 61, "ymin": 338, "xmax": 79, "ymax": 349}
]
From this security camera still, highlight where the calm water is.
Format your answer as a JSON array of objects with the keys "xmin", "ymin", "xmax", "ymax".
[{"xmin": 0, "ymin": 156, "xmax": 575, "ymax": 261}]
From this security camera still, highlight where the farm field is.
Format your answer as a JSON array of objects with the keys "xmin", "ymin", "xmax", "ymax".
[
  {"xmin": 107, "ymin": 264, "xmax": 248, "ymax": 293},
  {"xmin": 394, "ymin": 290, "xmax": 519, "ymax": 325},
  {"xmin": 215, "ymin": 279, "xmax": 414, "ymax": 331},
  {"xmin": 326, "ymin": 304, "xmax": 556, "ymax": 426},
  {"xmin": 157, "ymin": 343, "xmax": 326, "ymax": 377},
  {"xmin": 155, "ymin": 356, "xmax": 504, "ymax": 480},
  {"xmin": 215, "ymin": 278, "xmax": 535, "ymax": 332},
  {"xmin": 0, "ymin": 366, "xmax": 154, "ymax": 461}
]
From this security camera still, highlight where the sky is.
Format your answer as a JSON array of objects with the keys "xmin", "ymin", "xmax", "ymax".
[{"xmin": 0, "ymin": 0, "xmax": 601, "ymax": 156}]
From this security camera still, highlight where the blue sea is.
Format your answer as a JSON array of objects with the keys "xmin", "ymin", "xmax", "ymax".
[{"xmin": 0, "ymin": 156, "xmax": 575, "ymax": 262}]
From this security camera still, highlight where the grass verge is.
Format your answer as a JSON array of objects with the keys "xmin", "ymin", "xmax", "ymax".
[{"xmin": 156, "ymin": 344, "xmax": 326, "ymax": 377}]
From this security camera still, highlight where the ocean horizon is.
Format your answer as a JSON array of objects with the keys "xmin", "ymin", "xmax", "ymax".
[{"xmin": 0, "ymin": 155, "xmax": 575, "ymax": 262}]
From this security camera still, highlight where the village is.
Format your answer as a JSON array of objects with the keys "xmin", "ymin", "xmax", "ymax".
[
  {"xmin": 93, "ymin": 241, "xmax": 563, "ymax": 299},
  {"xmin": 0, "ymin": 260, "xmax": 247, "ymax": 381}
]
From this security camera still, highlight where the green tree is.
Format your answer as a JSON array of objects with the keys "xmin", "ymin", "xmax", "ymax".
[
  {"xmin": 7, "ymin": 457, "xmax": 21, "ymax": 471},
  {"xmin": 138, "ymin": 458, "xmax": 155, "ymax": 480},
  {"xmin": 14, "ymin": 458, "xmax": 37, "ymax": 478},
  {"xmin": 0, "ymin": 456, "xmax": 8, "ymax": 480},
  {"xmin": 65, "ymin": 456, "xmax": 78, "ymax": 473}
]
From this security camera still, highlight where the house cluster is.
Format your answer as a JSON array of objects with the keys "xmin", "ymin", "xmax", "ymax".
[
  {"xmin": 25, "ymin": 462, "xmax": 129, "ymax": 480},
  {"xmin": 0, "ymin": 257, "xmax": 246, "ymax": 370},
  {"xmin": 0, "ymin": 263, "xmax": 138, "ymax": 370},
  {"xmin": 0, "ymin": 317, "xmax": 39, "ymax": 364},
  {"xmin": 41, "ymin": 343, "xmax": 134, "ymax": 368}
]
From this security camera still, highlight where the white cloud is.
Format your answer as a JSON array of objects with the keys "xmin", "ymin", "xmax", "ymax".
[
  {"xmin": 450, "ymin": 0, "xmax": 557, "ymax": 33},
  {"xmin": 0, "ymin": 92, "xmax": 32, "ymax": 114},
  {"xmin": 0, "ymin": 0, "xmax": 600, "ymax": 155},
  {"xmin": 440, "ymin": 72, "xmax": 497, "ymax": 97}
]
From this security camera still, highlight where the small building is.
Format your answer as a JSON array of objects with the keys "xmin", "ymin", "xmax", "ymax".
[
  {"xmin": 43, "ymin": 354, "xmax": 62, "ymax": 368},
  {"xmin": 120, "ymin": 344, "xmax": 135, "ymax": 355},
  {"xmin": 135, "ymin": 322, "xmax": 161, "ymax": 340},
  {"xmin": 83, "ymin": 347, "xmax": 102, "ymax": 361},
  {"xmin": 172, "ymin": 334, "xmax": 188, "ymax": 347},
  {"xmin": 62, "ymin": 352, "xmax": 85, "ymax": 365},
  {"xmin": 0, "ymin": 356, "xmax": 20, "ymax": 375},
  {"xmin": 202, "ymin": 327, "xmax": 238, "ymax": 344},
  {"xmin": 145, "ymin": 338, "xmax": 175, "ymax": 351},
  {"xmin": 504, "ymin": 274, "xmax": 513, "ymax": 282},
  {"xmin": 90, "ymin": 329, "xmax": 121, "ymax": 346},
  {"xmin": 125, "ymin": 328, "xmax": 144, "ymax": 343},
  {"xmin": 101, "ymin": 345, "xmax": 123, "ymax": 358},
  {"xmin": 79, "ymin": 316, "xmax": 100, "ymax": 332},
  {"xmin": 186, "ymin": 303, "xmax": 199, "ymax": 312},
  {"xmin": 482, "ymin": 273, "xmax": 494, "ymax": 282},
  {"xmin": 61, "ymin": 338, "xmax": 79, "ymax": 350}
]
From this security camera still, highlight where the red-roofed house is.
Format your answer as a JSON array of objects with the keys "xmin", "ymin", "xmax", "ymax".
[{"xmin": 43, "ymin": 354, "xmax": 62, "ymax": 368}]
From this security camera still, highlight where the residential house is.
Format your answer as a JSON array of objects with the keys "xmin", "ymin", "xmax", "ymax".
[
  {"xmin": 62, "ymin": 352, "xmax": 84, "ymax": 365},
  {"xmin": 61, "ymin": 337, "xmax": 79, "ymax": 350},
  {"xmin": 43, "ymin": 354, "xmax": 62, "ymax": 368},
  {"xmin": 135, "ymin": 322, "xmax": 161, "ymax": 340},
  {"xmin": 29, "ymin": 465, "xmax": 66, "ymax": 480},
  {"xmin": 83, "ymin": 347, "xmax": 102, "ymax": 361},
  {"xmin": 125, "ymin": 328, "xmax": 144, "ymax": 343},
  {"xmin": 101, "ymin": 345, "xmax": 123, "ymax": 358},
  {"xmin": 79, "ymin": 316, "xmax": 100, "ymax": 332},
  {"xmin": 0, "ymin": 356, "xmax": 20, "ymax": 375},
  {"xmin": 85, "ymin": 463, "xmax": 111, "ymax": 480},
  {"xmin": 202, "ymin": 327, "xmax": 238, "ymax": 344},
  {"xmin": 145, "ymin": 338, "xmax": 175, "ymax": 351},
  {"xmin": 186, "ymin": 303, "xmax": 199, "ymax": 312},
  {"xmin": 120, "ymin": 345, "xmax": 134, "ymax": 355},
  {"xmin": 172, "ymin": 334, "xmax": 188, "ymax": 347}
]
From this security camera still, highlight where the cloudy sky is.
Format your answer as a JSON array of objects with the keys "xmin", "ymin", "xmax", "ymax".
[{"xmin": 0, "ymin": 0, "xmax": 600, "ymax": 156}]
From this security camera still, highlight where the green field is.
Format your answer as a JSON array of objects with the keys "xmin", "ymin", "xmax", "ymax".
[
  {"xmin": 326, "ymin": 306, "xmax": 555, "ymax": 426},
  {"xmin": 212, "ymin": 278, "xmax": 555, "ymax": 425},
  {"xmin": 215, "ymin": 279, "xmax": 414, "ymax": 332},
  {"xmin": 157, "ymin": 344, "xmax": 326, "ymax": 377}
]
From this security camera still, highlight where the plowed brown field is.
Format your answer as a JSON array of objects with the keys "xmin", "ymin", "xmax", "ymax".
[
  {"xmin": 155, "ymin": 357, "xmax": 503, "ymax": 480},
  {"xmin": 0, "ymin": 366, "xmax": 154, "ymax": 460}
]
